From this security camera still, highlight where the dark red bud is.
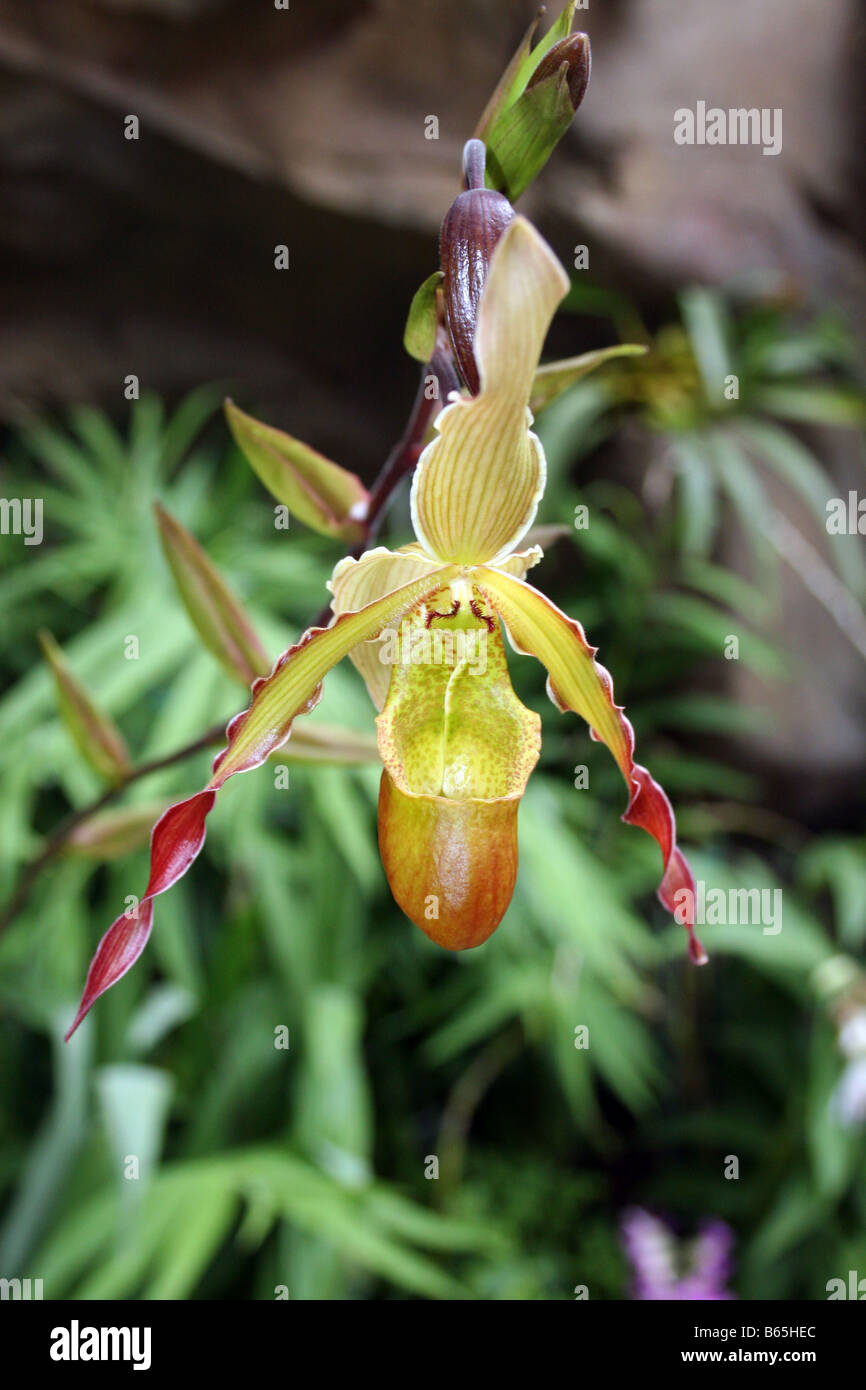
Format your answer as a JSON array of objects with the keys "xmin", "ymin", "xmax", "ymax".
[
  {"xmin": 528, "ymin": 31, "xmax": 591, "ymax": 112},
  {"xmin": 440, "ymin": 142, "xmax": 514, "ymax": 395}
]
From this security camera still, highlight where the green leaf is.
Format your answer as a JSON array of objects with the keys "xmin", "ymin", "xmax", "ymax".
[
  {"xmin": 806, "ymin": 1023, "xmax": 859, "ymax": 1199},
  {"xmin": 671, "ymin": 435, "xmax": 718, "ymax": 557},
  {"xmin": 679, "ymin": 288, "xmax": 734, "ymax": 406},
  {"xmin": 799, "ymin": 837, "xmax": 866, "ymax": 949},
  {"xmin": 530, "ymin": 344, "xmax": 647, "ymax": 413},
  {"xmin": 752, "ymin": 383, "xmax": 866, "ymax": 427},
  {"xmin": 95, "ymin": 1064, "xmax": 175, "ymax": 1195},
  {"xmin": 38, "ymin": 630, "xmax": 130, "ymax": 783},
  {"xmin": 649, "ymin": 593, "xmax": 787, "ymax": 680},
  {"xmin": 295, "ymin": 985, "xmax": 373, "ymax": 1186},
  {"xmin": 0, "ymin": 1011, "xmax": 91, "ymax": 1272},
  {"xmin": 705, "ymin": 430, "xmax": 776, "ymax": 585},
  {"xmin": 404, "ymin": 271, "xmax": 443, "ymax": 362},
  {"xmin": 126, "ymin": 984, "xmax": 197, "ymax": 1056},
  {"xmin": 225, "ymin": 400, "xmax": 368, "ymax": 540},
  {"xmin": 682, "ymin": 557, "xmax": 775, "ymax": 625},
  {"xmin": 143, "ymin": 1183, "xmax": 236, "ymax": 1299},
  {"xmin": 736, "ymin": 417, "xmax": 834, "ymax": 517},
  {"xmin": 154, "ymin": 501, "xmax": 269, "ymax": 686}
]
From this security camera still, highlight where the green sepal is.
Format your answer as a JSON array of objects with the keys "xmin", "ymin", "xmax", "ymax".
[
  {"xmin": 154, "ymin": 502, "xmax": 269, "ymax": 688},
  {"xmin": 530, "ymin": 344, "xmax": 648, "ymax": 413},
  {"xmin": 474, "ymin": 2, "xmax": 577, "ymax": 140},
  {"xmin": 484, "ymin": 66, "xmax": 576, "ymax": 202},
  {"xmin": 404, "ymin": 271, "xmax": 443, "ymax": 363},
  {"xmin": 225, "ymin": 400, "xmax": 368, "ymax": 541},
  {"xmin": 39, "ymin": 630, "xmax": 130, "ymax": 784}
]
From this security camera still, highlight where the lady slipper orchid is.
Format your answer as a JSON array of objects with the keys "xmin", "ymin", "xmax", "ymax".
[{"xmin": 66, "ymin": 215, "xmax": 705, "ymax": 1041}]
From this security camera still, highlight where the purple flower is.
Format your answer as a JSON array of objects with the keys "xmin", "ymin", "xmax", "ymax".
[
  {"xmin": 621, "ymin": 1208, "xmax": 735, "ymax": 1300},
  {"xmin": 831, "ymin": 1009, "xmax": 866, "ymax": 1129}
]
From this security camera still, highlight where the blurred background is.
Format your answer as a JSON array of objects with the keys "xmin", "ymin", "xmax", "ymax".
[{"xmin": 0, "ymin": 0, "xmax": 864, "ymax": 1300}]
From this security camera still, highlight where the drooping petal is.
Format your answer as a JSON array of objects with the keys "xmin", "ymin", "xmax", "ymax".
[
  {"xmin": 410, "ymin": 217, "xmax": 569, "ymax": 565},
  {"xmin": 328, "ymin": 546, "xmax": 447, "ymax": 710},
  {"xmin": 65, "ymin": 900, "xmax": 155, "ymax": 1041},
  {"xmin": 474, "ymin": 567, "xmax": 707, "ymax": 965},
  {"xmin": 66, "ymin": 564, "xmax": 457, "ymax": 1039}
]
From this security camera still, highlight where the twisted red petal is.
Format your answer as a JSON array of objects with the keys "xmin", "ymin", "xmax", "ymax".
[
  {"xmin": 65, "ymin": 565, "xmax": 456, "ymax": 1038},
  {"xmin": 621, "ymin": 765, "xmax": 708, "ymax": 965},
  {"xmin": 64, "ymin": 899, "xmax": 155, "ymax": 1041},
  {"xmin": 476, "ymin": 567, "xmax": 707, "ymax": 965}
]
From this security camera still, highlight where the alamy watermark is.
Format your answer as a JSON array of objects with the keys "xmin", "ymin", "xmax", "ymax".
[
  {"xmin": 49, "ymin": 1321, "xmax": 151, "ymax": 1370},
  {"xmin": 377, "ymin": 622, "xmax": 487, "ymax": 676},
  {"xmin": 673, "ymin": 882, "xmax": 782, "ymax": 935},
  {"xmin": 826, "ymin": 492, "xmax": 865, "ymax": 535},
  {"xmin": 0, "ymin": 497, "xmax": 43, "ymax": 545},
  {"xmin": 1, "ymin": 1276, "xmax": 43, "ymax": 1299},
  {"xmin": 674, "ymin": 102, "xmax": 782, "ymax": 157}
]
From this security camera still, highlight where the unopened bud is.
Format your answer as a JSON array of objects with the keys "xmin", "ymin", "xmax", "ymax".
[
  {"xmin": 528, "ymin": 31, "xmax": 591, "ymax": 113},
  {"xmin": 440, "ymin": 141, "xmax": 514, "ymax": 394}
]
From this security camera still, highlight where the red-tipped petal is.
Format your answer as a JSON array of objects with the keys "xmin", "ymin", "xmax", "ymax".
[
  {"xmin": 65, "ymin": 899, "xmax": 154, "ymax": 1040},
  {"xmin": 476, "ymin": 567, "xmax": 707, "ymax": 965},
  {"xmin": 143, "ymin": 791, "xmax": 216, "ymax": 897},
  {"xmin": 621, "ymin": 764, "xmax": 708, "ymax": 965},
  {"xmin": 66, "ymin": 564, "xmax": 457, "ymax": 1038},
  {"xmin": 65, "ymin": 792, "xmax": 214, "ymax": 1039}
]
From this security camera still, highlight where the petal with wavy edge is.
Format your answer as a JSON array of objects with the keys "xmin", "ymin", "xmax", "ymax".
[
  {"xmin": 328, "ymin": 546, "xmax": 446, "ymax": 710},
  {"xmin": 474, "ymin": 567, "xmax": 708, "ymax": 965},
  {"xmin": 492, "ymin": 545, "xmax": 543, "ymax": 578},
  {"xmin": 410, "ymin": 218, "xmax": 569, "ymax": 565},
  {"xmin": 65, "ymin": 564, "xmax": 457, "ymax": 1039}
]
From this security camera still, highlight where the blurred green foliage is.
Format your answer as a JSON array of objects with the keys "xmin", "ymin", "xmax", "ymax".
[{"xmin": 0, "ymin": 287, "xmax": 865, "ymax": 1300}]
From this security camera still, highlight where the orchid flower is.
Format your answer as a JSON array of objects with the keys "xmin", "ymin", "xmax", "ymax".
[
  {"xmin": 621, "ymin": 1209, "xmax": 735, "ymax": 1301},
  {"xmin": 66, "ymin": 214, "xmax": 705, "ymax": 1041}
]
